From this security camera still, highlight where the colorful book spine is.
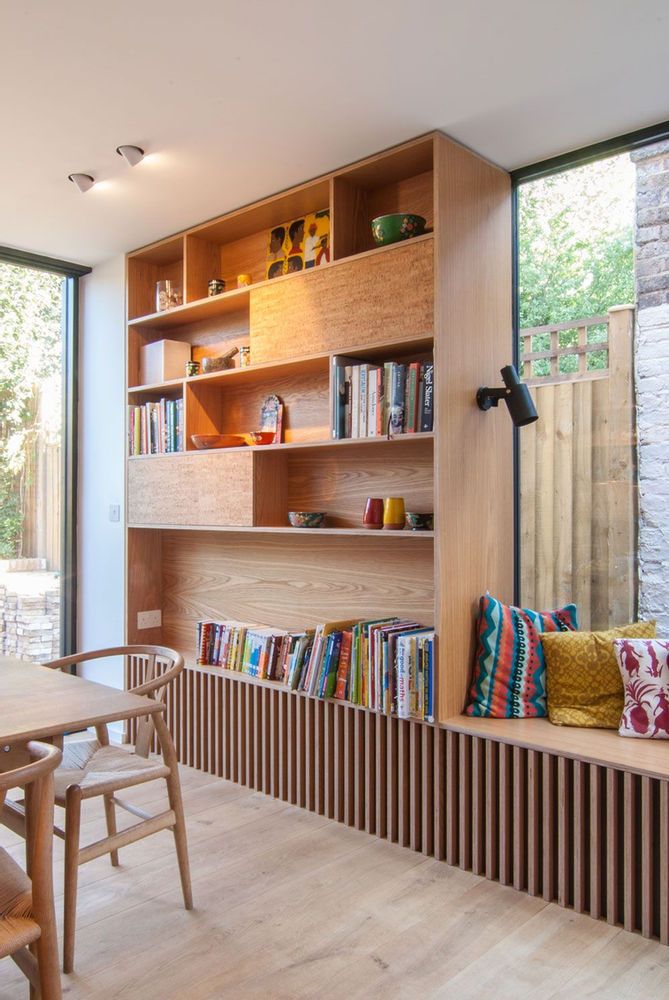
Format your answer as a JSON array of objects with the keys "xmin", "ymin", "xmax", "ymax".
[
  {"xmin": 420, "ymin": 363, "xmax": 434, "ymax": 432},
  {"xmin": 334, "ymin": 630, "xmax": 353, "ymax": 700}
]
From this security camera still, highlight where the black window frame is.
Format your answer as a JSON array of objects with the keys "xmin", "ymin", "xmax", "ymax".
[
  {"xmin": 0, "ymin": 245, "xmax": 91, "ymax": 655},
  {"xmin": 510, "ymin": 119, "xmax": 669, "ymax": 603}
]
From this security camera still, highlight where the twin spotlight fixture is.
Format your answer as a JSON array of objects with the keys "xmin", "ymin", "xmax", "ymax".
[{"xmin": 68, "ymin": 144, "xmax": 145, "ymax": 192}]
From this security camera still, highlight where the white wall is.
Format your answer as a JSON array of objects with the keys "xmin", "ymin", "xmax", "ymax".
[{"xmin": 78, "ymin": 255, "xmax": 126, "ymax": 690}]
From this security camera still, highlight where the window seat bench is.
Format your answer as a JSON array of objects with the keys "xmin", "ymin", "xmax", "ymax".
[{"xmin": 440, "ymin": 714, "xmax": 669, "ymax": 943}]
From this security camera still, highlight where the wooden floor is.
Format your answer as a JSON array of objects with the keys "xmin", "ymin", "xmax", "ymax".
[{"xmin": 2, "ymin": 764, "xmax": 669, "ymax": 999}]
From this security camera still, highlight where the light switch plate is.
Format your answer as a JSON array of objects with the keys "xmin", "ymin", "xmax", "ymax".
[
  {"xmin": 137, "ymin": 610, "xmax": 162, "ymax": 630},
  {"xmin": 109, "ymin": 504, "xmax": 121, "ymax": 522}
]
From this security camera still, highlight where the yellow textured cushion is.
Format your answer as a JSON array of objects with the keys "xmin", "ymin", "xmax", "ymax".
[{"xmin": 544, "ymin": 621, "xmax": 657, "ymax": 728}]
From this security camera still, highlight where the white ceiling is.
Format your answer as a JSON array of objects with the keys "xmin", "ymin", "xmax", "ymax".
[{"xmin": 2, "ymin": 0, "xmax": 668, "ymax": 266}]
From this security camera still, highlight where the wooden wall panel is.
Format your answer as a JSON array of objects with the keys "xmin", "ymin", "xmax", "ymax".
[
  {"xmin": 432, "ymin": 134, "xmax": 514, "ymax": 720},
  {"xmin": 249, "ymin": 238, "xmax": 434, "ymax": 363},
  {"xmin": 160, "ymin": 529, "xmax": 435, "ymax": 647}
]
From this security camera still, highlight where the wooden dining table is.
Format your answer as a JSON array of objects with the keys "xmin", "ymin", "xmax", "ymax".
[{"xmin": 0, "ymin": 655, "xmax": 165, "ymax": 999}]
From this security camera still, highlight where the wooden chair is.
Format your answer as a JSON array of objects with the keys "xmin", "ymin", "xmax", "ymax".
[
  {"xmin": 42, "ymin": 645, "xmax": 193, "ymax": 973},
  {"xmin": 0, "ymin": 740, "xmax": 62, "ymax": 1000}
]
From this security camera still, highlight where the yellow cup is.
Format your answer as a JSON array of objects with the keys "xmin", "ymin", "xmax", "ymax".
[
  {"xmin": 237, "ymin": 273, "xmax": 252, "ymax": 288},
  {"xmin": 383, "ymin": 497, "xmax": 405, "ymax": 530}
]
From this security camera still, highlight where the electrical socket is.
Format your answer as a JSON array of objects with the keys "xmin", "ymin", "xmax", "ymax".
[{"xmin": 137, "ymin": 609, "xmax": 162, "ymax": 630}]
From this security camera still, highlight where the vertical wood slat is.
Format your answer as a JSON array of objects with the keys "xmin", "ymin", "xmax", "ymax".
[
  {"xmin": 387, "ymin": 717, "xmax": 398, "ymax": 844},
  {"xmin": 557, "ymin": 756, "xmax": 570, "ymax": 908},
  {"xmin": 527, "ymin": 750, "xmax": 541, "ymax": 896},
  {"xmin": 589, "ymin": 764, "xmax": 603, "ymax": 920},
  {"xmin": 375, "ymin": 713, "xmax": 387, "ymax": 840},
  {"xmin": 433, "ymin": 727, "xmax": 445, "ymax": 861},
  {"xmin": 543, "ymin": 753, "xmax": 556, "ymax": 902},
  {"xmin": 324, "ymin": 702, "xmax": 335, "ymax": 820},
  {"xmin": 355, "ymin": 710, "xmax": 366, "ymax": 831},
  {"xmin": 573, "ymin": 760, "xmax": 586, "ymax": 913},
  {"xmin": 498, "ymin": 742, "xmax": 512, "ymax": 886},
  {"xmin": 661, "ymin": 781, "xmax": 669, "ymax": 946},
  {"xmin": 459, "ymin": 733, "xmax": 473, "ymax": 869},
  {"xmin": 333, "ymin": 703, "xmax": 345, "ymax": 823},
  {"xmin": 366, "ymin": 712, "xmax": 376, "ymax": 836},
  {"xmin": 607, "ymin": 768, "xmax": 620, "ymax": 927},
  {"xmin": 445, "ymin": 730, "xmax": 458, "ymax": 866},
  {"xmin": 343, "ymin": 707, "xmax": 355, "ymax": 827},
  {"xmin": 485, "ymin": 740, "xmax": 498, "ymax": 882},
  {"xmin": 641, "ymin": 776, "xmax": 653, "ymax": 939},
  {"xmin": 421, "ymin": 725, "xmax": 433, "ymax": 856},
  {"xmin": 513, "ymin": 746, "xmax": 526, "ymax": 892},
  {"xmin": 410, "ymin": 723, "xmax": 421, "ymax": 852},
  {"xmin": 471, "ymin": 737, "xmax": 485, "ymax": 876},
  {"xmin": 398, "ymin": 720, "xmax": 410, "ymax": 847},
  {"xmin": 624, "ymin": 771, "xmax": 636, "ymax": 933}
]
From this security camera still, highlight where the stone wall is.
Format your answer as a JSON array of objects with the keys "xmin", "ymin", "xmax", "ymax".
[
  {"xmin": 632, "ymin": 141, "xmax": 669, "ymax": 634},
  {"xmin": 0, "ymin": 578, "xmax": 60, "ymax": 662}
]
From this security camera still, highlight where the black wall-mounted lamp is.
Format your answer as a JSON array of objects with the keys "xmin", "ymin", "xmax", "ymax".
[{"xmin": 476, "ymin": 364, "xmax": 538, "ymax": 427}]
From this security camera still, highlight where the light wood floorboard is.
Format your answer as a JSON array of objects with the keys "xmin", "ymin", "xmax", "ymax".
[{"xmin": 2, "ymin": 764, "xmax": 669, "ymax": 999}]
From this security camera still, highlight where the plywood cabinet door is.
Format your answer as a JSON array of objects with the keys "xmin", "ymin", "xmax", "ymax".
[{"xmin": 127, "ymin": 452, "xmax": 254, "ymax": 527}]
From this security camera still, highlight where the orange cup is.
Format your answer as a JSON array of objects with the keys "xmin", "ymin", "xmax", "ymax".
[
  {"xmin": 237, "ymin": 273, "xmax": 252, "ymax": 287},
  {"xmin": 383, "ymin": 497, "xmax": 405, "ymax": 530}
]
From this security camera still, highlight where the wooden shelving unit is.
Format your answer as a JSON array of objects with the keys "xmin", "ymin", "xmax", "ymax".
[{"xmin": 125, "ymin": 130, "xmax": 512, "ymax": 727}]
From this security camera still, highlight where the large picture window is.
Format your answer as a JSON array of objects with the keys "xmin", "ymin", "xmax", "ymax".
[{"xmin": 0, "ymin": 247, "xmax": 90, "ymax": 659}]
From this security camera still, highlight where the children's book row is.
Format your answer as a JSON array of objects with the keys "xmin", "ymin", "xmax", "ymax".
[
  {"xmin": 196, "ymin": 617, "xmax": 435, "ymax": 722},
  {"xmin": 331, "ymin": 357, "xmax": 434, "ymax": 439},
  {"xmin": 128, "ymin": 398, "xmax": 184, "ymax": 455}
]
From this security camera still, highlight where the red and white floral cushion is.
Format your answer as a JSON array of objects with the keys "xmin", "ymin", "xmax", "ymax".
[{"xmin": 613, "ymin": 638, "xmax": 669, "ymax": 738}]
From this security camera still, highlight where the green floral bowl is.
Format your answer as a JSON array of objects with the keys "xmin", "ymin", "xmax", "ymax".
[
  {"xmin": 371, "ymin": 213, "xmax": 427, "ymax": 247},
  {"xmin": 288, "ymin": 511, "xmax": 326, "ymax": 529}
]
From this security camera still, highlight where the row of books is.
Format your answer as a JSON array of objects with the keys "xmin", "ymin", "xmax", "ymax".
[
  {"xmin": 128, "ymin": 398, "xmax": 184, "ymax": 455},
  {"xmin": 196, "ymin": 617, "xmax": 435, "ymax": 721},
  {"xmin": 331, "ymin": 357, "xmax": 434, "ymax": 439}
]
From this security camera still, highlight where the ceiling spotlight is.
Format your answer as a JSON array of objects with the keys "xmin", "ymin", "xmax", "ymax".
[
  {"xmin": 116, "ymin": 144, "xmax": 145, "ymax": 167},
  {"xmin": 68, "ymin": 173, "xmax": 95, "ymax": 193}
]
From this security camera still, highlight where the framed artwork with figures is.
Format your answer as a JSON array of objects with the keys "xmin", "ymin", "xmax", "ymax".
[{"xmin": 266, "ymin": 209, "xmax": 330, "ymax": 280}]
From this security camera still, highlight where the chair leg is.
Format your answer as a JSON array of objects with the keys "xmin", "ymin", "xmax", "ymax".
[
  {"xmin": 167, "ymin": 767, "xmax": 193, "ymax": 910},
  {"xmin": 155, "ymin": 712, "xmax": 193, "ymax": 910},
  {"xmin": 103, "ymin": 794, "xmax": 120, "ymax": 866},
  {"xmin": 63, "ymin": 786, "xmax": 83, "ymax": 974}
]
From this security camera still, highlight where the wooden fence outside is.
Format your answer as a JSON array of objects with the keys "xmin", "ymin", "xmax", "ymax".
[
  {"xmin": 3, "ymin": 388, "xmax": 61, "ymax": 571},
  {"xmin": 519, "ymin": 305, "xmax": 637, "ymax": 630}
]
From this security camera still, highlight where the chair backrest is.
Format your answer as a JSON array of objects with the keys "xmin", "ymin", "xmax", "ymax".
[
  {"xmin": 44, "ymin": 645, "xmax": 184, "ymax": 758},
  {"xmin": 0, "ymin": 741, "xmax": 62, "ymax": 807}
]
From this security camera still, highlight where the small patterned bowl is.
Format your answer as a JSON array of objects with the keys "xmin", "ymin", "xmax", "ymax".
[
  {"xmin": 405, "ymin": 511, "xmax": 433, "ymax": 531},
  {"xmin": 288, "ymin": 511, "xmax": 326, "ymax": 529},
  {"xmin": 371, "ymin": 213, "xmax": 427, "ymax": 247}
]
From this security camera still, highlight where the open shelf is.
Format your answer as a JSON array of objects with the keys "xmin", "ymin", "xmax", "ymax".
[
  {"xmin": 128, "ymin": 523, "xmax": 435, "ymax": 537},
  {"xmin": 128, "ymin": 233, "xmax": 434, "ymax": 330},
  {"xmin": 128, "ymin": 333, "xmax": 434, "ymax": 395},
  {"xmin": 127, "ymin": 431, "xmax": 434, "ymax": 457},
  {"xmin": 332, "ymin": 137, "xmax": 434, "ymax": 259},
  {"xmin": 175, "ymin": 654, "xmax": 439, "ymax": 721}
]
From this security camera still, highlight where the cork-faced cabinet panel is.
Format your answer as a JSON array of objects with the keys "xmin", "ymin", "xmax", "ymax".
[
  {"xmin": 127, "ymin": 452, "xmax": 254, "ymax": 527},
  {"xmin": 249, "ymin": 237, "xmax": 434, "ymax": 363}
]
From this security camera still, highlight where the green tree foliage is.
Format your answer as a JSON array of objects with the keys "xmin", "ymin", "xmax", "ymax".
[
  {"xmin": 518, "ymin": 155, "xmax": 635, "ymax": 377},
  {"xmin": 0, "ymin": 263, "xmax": 62, "ymax": 557}
]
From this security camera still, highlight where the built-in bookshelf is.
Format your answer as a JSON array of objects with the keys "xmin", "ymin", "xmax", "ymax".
[{"xmin": 125, "ymin": 130, "xmax": 512, "ymax": 730}]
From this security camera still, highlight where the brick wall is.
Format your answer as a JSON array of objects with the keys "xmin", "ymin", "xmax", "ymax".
[{"xmin": 632, "ymin": 141, "xmax": 669, "ymax": 633}]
